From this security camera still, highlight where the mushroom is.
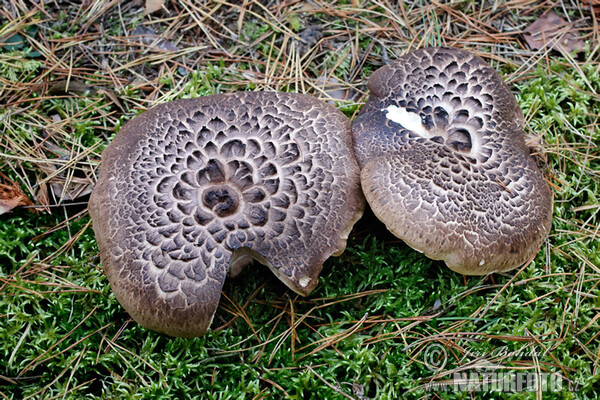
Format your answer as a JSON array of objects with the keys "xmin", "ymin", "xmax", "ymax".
[
  {"xmin": 89, "ymin": 92, "xmax": 364, "ymax": 337},
  {"xmin": 351, "ymin": 47, "xmax": 553, "ymax": 275}
]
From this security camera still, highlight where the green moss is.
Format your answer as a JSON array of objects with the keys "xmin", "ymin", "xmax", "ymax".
[{"xmin": 1, "ymin": 3, "xmax": 599, "ymax": 399}]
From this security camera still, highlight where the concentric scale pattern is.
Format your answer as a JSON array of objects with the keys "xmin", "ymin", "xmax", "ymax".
[
  {"xmin": 89, "ymin": 92, "xmax": 364, "ymax": 337},
  {"xmin": 352, "ymin": 47, "xmax": 553, "ymax": 274}
]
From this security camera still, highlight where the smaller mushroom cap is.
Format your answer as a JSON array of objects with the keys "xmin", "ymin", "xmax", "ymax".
[
  {"xmin": 351, "ymin": 47, "xmax": 553, "ymax": 275},
  {"xmin": 89, "ymin": 92, "xmax": 364, "ymax": 337}
]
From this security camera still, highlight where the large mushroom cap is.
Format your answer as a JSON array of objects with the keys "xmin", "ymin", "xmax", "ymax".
[
  {"xmin": 89, "ymin": 92, "xmax": 364, "ymax": 337},
  {"xmin": 352, "ymin": 47, "xmax": 553, "ymax": 275}
]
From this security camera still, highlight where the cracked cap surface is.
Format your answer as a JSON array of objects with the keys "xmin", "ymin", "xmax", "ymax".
[
  {"xmin": 351, "ymin": 47, "xmax": 553, "ymax": 275},
  {"xmin": 89, "ymin": 92, "xmax": 364, "ymax": 337}
]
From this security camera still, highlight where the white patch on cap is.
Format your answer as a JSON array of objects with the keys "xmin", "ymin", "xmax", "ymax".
[
  {"xmin": 299, "ymin": 276, "xmax": 311, "ymax": 288},
  {"xmin": 384, "ymin": 105, "xmax": 429, "ymax": 137},
  {"xmin": 479, "ymin": 259, "xmax": 485, "ymax": 266}
]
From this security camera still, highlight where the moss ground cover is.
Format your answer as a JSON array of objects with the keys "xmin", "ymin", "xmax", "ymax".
[{"xmin": 1, "ymin": 1, "xmax": 599, "ymax": 399}]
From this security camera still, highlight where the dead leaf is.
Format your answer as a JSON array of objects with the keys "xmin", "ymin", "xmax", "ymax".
[
  {"xmin": 295, "ymin": 25, "xmax": 323, "ymax": 57},
  {"xmin": 131, "ymin": 25, "xmax": 179, "ymax": 52},
  {"xmin": 37, "ymin": 162, "xmax": 94, "ymax": 202},
  {"xmin": 34, "ymin": 137, "xmax": 95, "ymax": 203},
  {"xmin": 35, "ymin": 182, "xmax": 51, "ymax": 214},
  {"xmin": 523, "ymin": 12, "xmax": 585, "ymax": 56},
  {"xmin": 0, "ymin": 174, "xmax": 35, "ymax": 215},
  {"xmin": 50, "ymin": 179, "xmax": 93, "ymax": 201},
  {"xmin": 316, "ymin": 76, "xmax": 357, "ymax": 104},
  {"xmin": 46, "ymin": 80, "xmax": 94, "ymax": 95},
  {"xmin": 97, "ymin": 89, "xmax": 125, "ymax": 112},
  {"xmin": 145, "ymin": 0, "xmax": 164, "ymax": 15}
]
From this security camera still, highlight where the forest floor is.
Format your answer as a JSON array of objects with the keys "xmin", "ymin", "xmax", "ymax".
[{"xmin": 1, "ymin": 1, "xmax": 599, "ymax": 399}]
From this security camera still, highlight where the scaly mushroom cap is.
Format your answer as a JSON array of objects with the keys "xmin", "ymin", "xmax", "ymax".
[
  {"xmin": 352, "ymin": 47, "xmax": 553, "ymax": 275},
  {"xmin": 89, "ymin": 92, "xmax": 364, "ymax": 337}
]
